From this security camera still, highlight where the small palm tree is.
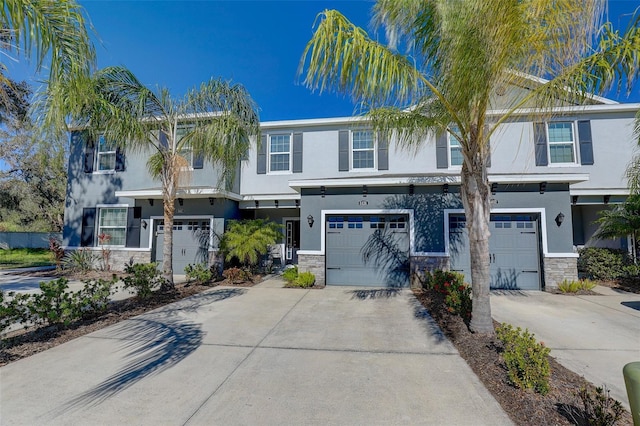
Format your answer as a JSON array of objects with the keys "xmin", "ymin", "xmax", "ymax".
[
  {"xmin": 220, "ymin": 219, "xmax": 282, "ymax": 270},
  {"xmin": 300, "ymin": 1, "xmax": 640, "ymax": 333},
  {"xmin": 61, "ymin": 66, "xmax": 260, "ymax": 289},
  {"xmin": 593, "ymin": 195, "xmax": 640, "ymax": 262}
]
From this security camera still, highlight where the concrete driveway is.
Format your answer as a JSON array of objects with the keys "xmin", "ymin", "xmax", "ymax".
[
  {"xmin": 0, "ymin": 279, "xmax": 511, "ymax": 425},
  {"xmin": 491, "ymin": 287, "xmax": 640, "ymax": 408}
]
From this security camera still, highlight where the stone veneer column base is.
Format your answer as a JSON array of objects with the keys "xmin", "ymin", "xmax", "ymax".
[
  {"xmin": 102, "ymin": 249, "xmax": 152, "ymax": 271},
  {"xmin": 297, "ymin": 253, "xmax": 326, "ymax": 287},
  {"xmin": 409, "ymin": 256, "xmax": 450, "ymax": 290},
  {"xmin": 543, "ymin": 256, "xmax": 578, "ymax": 289}
]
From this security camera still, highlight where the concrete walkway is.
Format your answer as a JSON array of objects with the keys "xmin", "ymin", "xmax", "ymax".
[
  {"xmin": 491, "ymin": 286, "xmax": 640, "ymax": 408},
  {"xmin": 0, "ymin": 279, "xmax": 512, "ymax": 425}
]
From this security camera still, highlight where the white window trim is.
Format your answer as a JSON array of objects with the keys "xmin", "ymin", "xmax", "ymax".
[
  {"xmin": 267, "ymin": 133, "xmax": 293, "ymax": 175},
  {"xmin": 177, "ymin": 126, "xmax": 196, "ymax": 170},
  {"xmin": 350, "ymin": 130, "xmax": 376, "ymax": 171},
  {"xmin": 95, "ymin": 134, "xmax": 117, "ymax": 174},
  {"xmin": 546, "ymin": 121, "xmax": 578, "ymax": 166},
  {"xmin": 447, "ymin": 130, "xmax": 463, "ymax": 169},
  {"xmin": 96, "ymin": 204, "xmax": 129, "ymax": 248}
]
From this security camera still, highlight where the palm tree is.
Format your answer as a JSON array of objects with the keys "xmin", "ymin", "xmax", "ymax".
[
  {"xmin": 593, "ymin": 195, "xmax": 640, "ymax": 262},
  {"xmin": 220, "ymin": 219, "xmax": 283, "ymax": 270},
  {"xmin": 64, "ymin": 66, "xmax": 260, "ymax": 289},
  {"xmin": 1, "ymin": 0, "xmax": 95, "ymax": 112},
  {"xmin": 299, "ymin": 0, "xmax": 640, "ymax": 333}
]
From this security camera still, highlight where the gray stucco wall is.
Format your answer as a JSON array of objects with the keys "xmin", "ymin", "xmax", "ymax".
[{"xmin": 299, "ymin": 183, "xmax": 574, "ymax": 255}]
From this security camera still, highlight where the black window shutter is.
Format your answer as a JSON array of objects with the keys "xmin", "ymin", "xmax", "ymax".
[
  {"xmin": 577, "ymin": 120, "xmax": 594, "ymax": 165},
  {"xmin": 81, "ymin": 207, "xmax": 96, "ymax": 247},
  {"xmin": 257, "ymin": 134, "xmax": 267, "ymax": 174},
  {"xmin": 436, "ymin": 133, "xmax": 448, "ymax": 169},
  {"xmin": 192, "ymin": 154, "xmax": 204, "ymax": 169},
  {"xmin": 125, "ymin": 207, "xmax": 142, "ymax": 248},
  {"xmin": 115, "ymin": 147, "xmax": 126, "ymax": 171},
  {"xmin": 338, "ymin": 130, "xmax": 349, "ymax": 171},
  {"xmin": 377, "ymin": 133, "xmax": 389, "ymax": 170},
  {"xmin": 83, "ymin": 133, "xmax": 95, "ymax": 173},
  {"xmin": 292, "ymin": 133, "xmax": 303, "ymax": 173},
  {"xmin": 533, "ymin": 122, "xmax": 548, "ymax": 166}
]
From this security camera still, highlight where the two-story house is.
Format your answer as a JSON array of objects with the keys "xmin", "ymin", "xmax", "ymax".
[{"xmin": 63, "ymin": 89, "xmax": 638, "ymax": 290}]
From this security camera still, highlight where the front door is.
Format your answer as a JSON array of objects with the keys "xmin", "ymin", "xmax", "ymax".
[{"xmin": 285, "ymin": 219, "xmax": 300, "ymax": 264}]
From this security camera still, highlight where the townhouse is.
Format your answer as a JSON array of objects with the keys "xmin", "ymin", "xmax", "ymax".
[{"xmin": 63, "ymin": 90, "xmax": 638, "ymax": 290}]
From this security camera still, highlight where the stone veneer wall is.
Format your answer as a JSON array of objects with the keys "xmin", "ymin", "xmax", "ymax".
[
  {"xmin": 103, "ymin": 249, "xmax": 152, "ymax": 271},
  {"xmin": 297, "ymin": 253, "xmax": 326, "ymax": 287},
  {"xmin": 543, "ymin": 256, "xmax": 578, "ymax": 289},
  {"xmin": 410, "ymin": 256, "xmax": 450, "ymax": 289}
]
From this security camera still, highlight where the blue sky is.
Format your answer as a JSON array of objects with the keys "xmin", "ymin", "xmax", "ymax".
[{"xmin": 6, "ymin": 0, "xmax": 640, "ymax": 122}]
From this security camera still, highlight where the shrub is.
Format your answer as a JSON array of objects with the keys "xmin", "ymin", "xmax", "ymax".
[
  {"xmin": 122, "ymin": 263, "xmax": 164, "ymax": 300},
  {"xmin": 577, "ymin": 247, "xmax": 632, "ymax": 281},
  {"xmin": 577, "ymin": 385, "xmax": 624, "ymax": 426},
  {"xmin": 496, "ymin": 323, "xmax": 551, "ymax": 395},
  {"xmin": 0, "ymin": 291, "xmax": 33, "ymax": 332},
  {"xmin": 49, "ymin": 238, "xmax": 65, "ymax": 271},
  {"xmin": 224, "ymin": 267, "xmax": 251, "ymax": 284},
  {"xmin": 558, "ymin": 278, "xmax": 596, "ymax": 293},
  {"xmin": 282, "ymin": 266, "xmax": 298, "ymax": 283},
  {"xmin": 424, "ymin": 270, "xmax": 472, "ymax": 319},
  {"xmin": 28, "ymin": 278, "xmax": 78, "ymax": 326},
  {"xmin": 62, "ymin": 249, "xmax": 97, "ymax": 273},
  {"xmin": 75, "ymin": 277, "xmax": 117, "ymax": 318},
  {"xmin": 289, "ymin": 271, "xmax": 315, "ymax": 288},
  {"xmin": 185, "ymin": 263, "xmax": 218, "ymax": 285}
]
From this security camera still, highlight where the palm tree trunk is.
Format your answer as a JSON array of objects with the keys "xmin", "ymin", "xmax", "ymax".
[
  {"xmin": 162, "ymin": 172, "xmax": 176, "ymax": 291},
  {"xmin": 460, "ymin": 159, "xmax": 493, "ymax": 334}
]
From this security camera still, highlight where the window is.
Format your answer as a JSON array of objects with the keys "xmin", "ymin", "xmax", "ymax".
[
  {"xmin": 176, "ymin": 126, "xmax": 194, "ymax": 167},
  {"xmin": 448, "ymin": 128, "xmax": 463, "ymax": 167},
  {"xmin": 269, "ymin": 134, "xmax": 291, "ymax": 172},
  {"xmin": 98, "ymin": 207, "xmax": 127, "ymax": 246},
  {"xmin": 352, "ymin": 131, "xmax": 375, "ymax": 169},
  {"xmin": 547, "ymin": 122, "xmax": 576, "ymax": 164},
  {"xmin": 97, "ymin": 135, "xmax": 116, "ymax": 171}
]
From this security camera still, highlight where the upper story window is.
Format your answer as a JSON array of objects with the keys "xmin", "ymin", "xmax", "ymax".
[
  {"xmin": 269, "ymin": 134, "xmax": 291, "ymax": 173},
  {"xmin": 176, "ymin": 126, "xmax": 194, "ymax": 168},
  {"xmin": 352, "ymin": 130, "xmax": 375, "ymax": 169},
  {"xmin": 547, "ymin": 122, "xmax": 576, "ymax": 164},
  {"xmin": 98, "ymin": 207, "xmax": 127, "ymax": 246},
  {"xmin": 97, "ymin": 135, "xmax": 117, "ymax": 171},
  {"xmin": 448, "ymin": 127, "xmax": 463, "ymax": 167}
]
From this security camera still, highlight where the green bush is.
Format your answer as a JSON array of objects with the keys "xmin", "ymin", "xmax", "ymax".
[
  {"xmin": 289, "ymin": 271, "xmax": 315, "ymax": 288},
  {"xmin": 122, "ymin": 263, "xmax": 164, "ymax": 300},
  {"xmin": 220, "ymin": 219, "xmax": 283, "ymax": 270},
  {"xmin": 282, "ymin": 266, "xmax": 298, "ymax": 283},
  {"xmin": 577, "ymin": 385, "xmax": 624, "ymax": 426},
  {"xmin": 62, "ymin": 249, "xmax": 97, "ymax": 273},
  {"xmin": 496, "ymin": 323, "xmax": 551, "ymax": 395},
  {"xmin": 26, "ymin": 278, "xmax": 78, "ymax": 326},
  {"xmin": 424, "ymin": 270, "xmax": 472, "ymax": 319},
  {"xmin": 577, "ymin": 247, "xmax": 632, "ymax": 281},
  {"xmin": 185, "ymin": 263, "xmax": 218, "ymax": 285},
  {"xmin": 558, "ymin": 278, "xmax": 596, "ymax": 293},
  {"xmin": 75, "ymin": 277, "xmax": 117, "ymax": 318}
]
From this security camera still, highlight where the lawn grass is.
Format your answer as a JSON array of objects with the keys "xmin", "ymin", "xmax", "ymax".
[{"xmin": 0, "ymin": 248, "xmax": 54, "ymax": 269}]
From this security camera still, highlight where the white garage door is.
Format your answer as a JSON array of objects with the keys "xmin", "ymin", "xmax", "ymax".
[
  {"xmin": 449, "ymin": 214, "xmax": 541, "ymax": 290},
  {"xmin": 155, "ymin": 219, "xmax": 211, "ymax": 274},
  {"xmin": 326, "ymin": 215, "xmax": 410, "ymax": 287}
]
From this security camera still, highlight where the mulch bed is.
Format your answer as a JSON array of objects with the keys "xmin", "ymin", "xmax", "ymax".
[
  {"xmin": 0, "ymin": 274, "xmax": 262, "ymax": 367},
  {"xmin": 413, "ymin": 288, "xmax": 633, "ymax": 426}
]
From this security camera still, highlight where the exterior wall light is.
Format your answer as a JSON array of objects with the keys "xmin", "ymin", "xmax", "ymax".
[
  {"xmin": 555, "ymin": 212, "xmax": 565, "ymax": 227},
  {"xmin": 142, "ymin": 220, "xmax": 148, "ymax": 229},
  {"xmin": 307, "ymin": 215, "xmax": 314, "ymax": 228}
]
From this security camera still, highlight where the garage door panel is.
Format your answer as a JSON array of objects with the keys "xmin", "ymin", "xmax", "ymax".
[
  {"xmin": 326, "ymin": 215, "xmax": 410, "ymax": 287},
  {"xmin": 449, "ymin": 215, "xmax": 541, "ymax": 290}
]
